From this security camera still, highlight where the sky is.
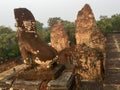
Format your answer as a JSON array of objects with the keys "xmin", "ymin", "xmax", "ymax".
[{"xmin": 0, "ymin": 0, "xmax": 120, "ymax": 30}]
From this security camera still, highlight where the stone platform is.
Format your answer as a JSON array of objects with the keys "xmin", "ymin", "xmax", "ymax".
[
  {"xmin": 0, "ymin": 64, "xmax": 76, "ymax": 90},
  {"xmin": 16, "ymin": 64, "xmax": 65, "ymax": 80}
]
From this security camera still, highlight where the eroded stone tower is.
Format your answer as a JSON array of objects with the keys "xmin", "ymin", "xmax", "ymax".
[{"xmin": 50, "ymin": 22, "xmax": 69, "ymax": 52}]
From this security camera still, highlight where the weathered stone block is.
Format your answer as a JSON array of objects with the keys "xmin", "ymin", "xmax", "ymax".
[
  {"xmin": 58, "ymin": 44, "xmax": 104, "ymax": 80},
  {"xmin": 17, "ymin": 64, "xmax": 65, "ymax": 80},
  {"xmin": 75, "ymin": 4, "xmax": 96, "ymax": 45},
  {"xmin": 47, "ymin": 72, "xmax": 75, "ymax": 90},
  {"xmin": 11, "ymin": 79, "xmax": 42, "ymax": 90},
  {"xmin": 75, "ymin": 4, "xmax": 106, "ymax": 52},
  {"xmin": 14, "ymin": 8, "xmax": 57, "ymax": 66},
  {"xmin": 50, "ymin": 22, "xmax": 69, "ymax": 52},
  {"xmin": 0, "ymin": 80, "xmax": 13, "ymax": 90}
]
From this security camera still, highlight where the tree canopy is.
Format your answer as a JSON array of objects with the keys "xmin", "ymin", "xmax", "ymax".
[
  {"xmin": 97, "ymin": 14, "xmax": 120, "ymax": 35},
  {"xmin": 0, "ymin": 26, "xmax": 20, "ymax": 62}
]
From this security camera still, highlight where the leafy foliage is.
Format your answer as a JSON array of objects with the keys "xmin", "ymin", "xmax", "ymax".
[
  {"xmin": 0, "ymin": 26, "xmax": 20, "ymax": 62},
  {"xmin": 62, "ymin": 20, "xmax": 75, "ymax": 44},
  {"xmin": 97, "ymin": 14, "xmax": 120, "ymax": 35},
  {"xmin": 48, "ymin": 17, "xmax": 76, "ymax": 44},
  {"xmin": 111, "ymin": 14, "xmax": 120, "ymax": 31},
  {"xmin": 36, "ymin": 21, "xmax": 50, "ymax": 42},
  {"xmin": 48, "ymin": 17, "xmax": 62, "ymax": 27}
]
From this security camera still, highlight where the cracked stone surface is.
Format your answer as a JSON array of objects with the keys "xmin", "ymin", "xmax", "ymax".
[
  {"xmin": 14, "ymin": 8, "xmax": 57, "ymax": 68},
  {"xmin": 50, "ymin": 22, "xmax": 69, "ymax": 52}
]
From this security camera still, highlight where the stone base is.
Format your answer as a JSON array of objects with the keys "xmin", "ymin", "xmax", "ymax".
[
  {"xmin": 11, "ymin": 79, "xmax": 42, "ymax": 90},
  {"xmin": 0, "ymin": 64, "xmax": 77, "ymax": 90},
  {"xmin": 0, "ymin": 80, "xmax": 13, "ymax": 90},
  {"xmin": 48, "ymin": 72, "xmax": 75, "ymax": 90},
  {"xmin": 16, "ymin": 64, "xmax": 65, "ymax": 80}
]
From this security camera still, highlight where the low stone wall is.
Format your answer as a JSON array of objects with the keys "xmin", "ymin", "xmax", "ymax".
[
  {"xmin": 0, "ymin": 64, "xmax": 79, "ymax": 90},
  {"xmin": 0, "ymin": 57, "xmax": 22, "ymax": 73}
]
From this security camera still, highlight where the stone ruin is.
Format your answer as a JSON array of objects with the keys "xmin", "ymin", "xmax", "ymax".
[
  {"xmin": 75, "ymin": 4, "xmax": 106, "ymax": 52},
  {"xmin": 74, "ymin": 4, "xmax": 106, "ymax": 79},
  {"xmin": 0, "ymin": 4, "xmax": 106, "ymax": 90},
  {"xmin": 0, "ymin": 8, "xmax": 77, "ymax": 90},
  {"xmin": 58, "ymin": 4, "xmax": 106, "ymax": 80},
  {"xmin": 14, "ymin": 8, "xmax": 57, "ymax": 68},
  {"xmin": 75, "ymin": 4, "xmax": 96, "ymax": 45},
  {"xmin": 58, "ymin": 44, "xmax": 104, "ymax": 80},
  {"xmin": 50, "ymin": 22, "xmax": 69, "ymax": 52}
]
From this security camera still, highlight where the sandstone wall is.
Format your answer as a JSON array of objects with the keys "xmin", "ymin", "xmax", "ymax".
[{"xmin": 50, "ymin": 22, "xmax": 69, "ymax": 52}]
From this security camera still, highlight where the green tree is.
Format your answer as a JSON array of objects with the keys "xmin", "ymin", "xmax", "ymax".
[
  {"xmin": 62, "ymin": 20, "xmax": 75, "ymax": 44},
  {"xmin": 36, "ymin": 20, "xmax": 43, "ymax": 30},
  {"xmin": 111, "ymin": 14, "xmax": 120, "ymax": 31},
  {"xmin": 0, "ymin": 26, "xmax": 20, "ymax": 62},
  {"xmin": 36, "ymin": 20, "xmax": 50, "ymax": 42},
  {"xmin": 48, "ymin": 17, "xmax": 76, "ymax": 44},
  {"xmin": 48, "ymin": 17, "xmax": 62, "ymax": 27},
  {"xmin": 97, "ymin": 16, "xmax": 113, "ymax": 35}
]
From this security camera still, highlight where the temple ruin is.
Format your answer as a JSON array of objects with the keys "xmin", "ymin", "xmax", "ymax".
[
  {"xmin": 50, "ymin": 22, "xmax": 69, "ymax": 52},
  {"xmin": 75, "ymin": 4, "xmax": 106, "ymax": 51},
  {"xmin": 14, "ymin": 8, "xmax": 58, "ymax": 68},
  {"xmin": 0, "ymin": 4, "xmax": 109, "ymax": 90}
]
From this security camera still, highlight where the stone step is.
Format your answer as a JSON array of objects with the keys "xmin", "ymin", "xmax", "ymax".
[
  {"xmin": 11, "ymin": 79, "xmax": 42, "ymax": 90},
  {"xmin": 0, "ymin": 80, "xmax": 13, "ymax": 90},
  {"xmin": 106, "ymin": 43, "xmax": 116, "ymax": 46},
  {"xmin": 0, "ymin": 64, "xmax": 26, "ymax": 80},
  {"xmin": 106, "ymin": 45, "xmax": 116, "ymax": 50},
  {"xmin": 103, "ymin": 84, "xmax": 120, "ymax": 90},
  {"xmin": 106, "ymin": 43, "xmax": 120, "ymax": 46},
  {"xmin": 16, "ymin": 64, "xmax": 65, "ymax": 80},
  {"xmin": 105, "ymin": 60, "xmax": 120, "ymax": 69},
  {"xmin": 48, "ymin": 72, "xmax": 75, "ymax": 90},
  {"xmin": 106, "ymin": 48, "xmax": 118, "ymax": 53},
  {"xmin": 106, "ymin": 40, "xmax": 115, "ymax": 43},
  {"xmin": 79, "ymin": 80, "xmax": 103, "ymax": 90},
  {"xmin": 106, "ymin": 47, "xmax": 117, "ymax": 53},
  {"xmin": 106, "ymin": 52, "xmax": 120, "ymax": 59},
  {"xmin": 104, "ymin": 69, "xmax": 120, "ymax": 84}
]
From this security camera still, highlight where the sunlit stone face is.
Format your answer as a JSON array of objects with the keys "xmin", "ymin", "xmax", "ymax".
[{"xmin": 34, "ymin": 57, "xmax": 51, "ymax": 68}]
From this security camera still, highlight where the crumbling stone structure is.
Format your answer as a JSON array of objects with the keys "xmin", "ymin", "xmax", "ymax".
[
  {"xmin": 58, "ymin": 4, "xmax": 106, "ymax": 80},
  {"xmin": 14, "ymin": 8, "xmax": 57, "ymax": 68},
  {"xmin": 0, "ymin": 4, "xmax": 107, "ymax": 90},
  {"xmin": 50, "ymin": 22, "xmax": 69, "ymax": 52},
  {"xmin": 75, "ymin": 4, "xmax": 106, "ymax": 52},
  {"xmin": 75, "ymin": 4, "xmax": 95, "ymax": 45},
  {"xmin": 58, "ymin": 44, "xmax": 104, "ymax": 80},
  {"xmin": 12, "ymin": 8, "xmax": 77, "ymax": 90}
]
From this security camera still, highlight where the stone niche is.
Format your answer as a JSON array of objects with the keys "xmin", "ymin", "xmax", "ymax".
[{"xmin": 50, "ymin": 22, "xmax": 69, "ymax": 52}]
